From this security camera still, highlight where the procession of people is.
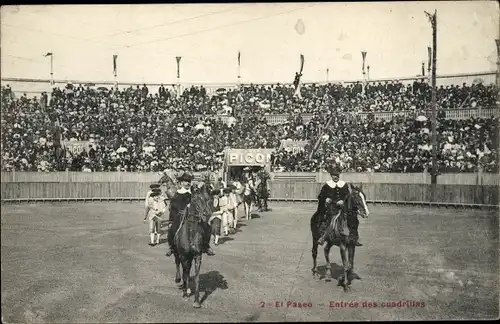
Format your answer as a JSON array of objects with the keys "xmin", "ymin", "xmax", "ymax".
[
  {"xmin": 146, "ymin": 169, "xmax": 264, "ymax": 253},
  {"xmin": 143, "ymin": 162, "xmax": 364, "ymax": 253}
]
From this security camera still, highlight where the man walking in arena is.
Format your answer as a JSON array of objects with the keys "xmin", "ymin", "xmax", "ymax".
[{"xmin": 144, "ymin": 188, "xmax": 167, "ymax": 246}]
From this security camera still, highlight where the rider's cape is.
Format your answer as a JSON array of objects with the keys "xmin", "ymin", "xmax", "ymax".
[
  {"xmin": 317, "ymin": 180, "xmax": 349, "ymax": 215},
  {"xmin": 169, "ymin": 188, "xmax": 191, "ymax": 225}
]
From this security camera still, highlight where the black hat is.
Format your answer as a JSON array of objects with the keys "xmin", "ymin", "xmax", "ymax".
[
  {"xmin": 177, "ymin": 172, "xmax": 193, "ymax": 182},
  {"xmin": 229, "ymin": 184, "xmax": 236, "ymax": 190},
  {"xmin": 211, "ymin": 189, "xmax": 222, "ymax": 196},
  {"xmin": 150, "ymin": 191, "xmax": 161, "ymax": 197},
  {"xmin": 326, "ymin": 164, "xmax": 342, "ymax": 176},
  {"xmin": 223, "ymin": 187, "xmax": 231, "ymax": 194},
  {"xmin": 150, "ymin": 184, "xmax": 161, "ymax": 189},
  {"xmin": 152, "ymin": 188, "xmax": 162, "ymax": 193}
]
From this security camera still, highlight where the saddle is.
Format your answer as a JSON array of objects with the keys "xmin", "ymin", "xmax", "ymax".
[{"xmin": 323, "ymin": 206, "xmax": 350, "ymax": 239}]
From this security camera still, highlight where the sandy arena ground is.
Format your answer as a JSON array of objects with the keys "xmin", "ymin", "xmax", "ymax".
[{"xmin": 1, "ymin": 202, "xmax": 498, "ymax": 322}]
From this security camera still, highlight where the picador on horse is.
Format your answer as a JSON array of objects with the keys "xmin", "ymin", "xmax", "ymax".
[
  {"xmin": 165, "ymin": 172, "xmax": 215, "ymax": 257},
  {"xmin": 315, "ymin": 164, "xmax": 363, "ymax": 247}
]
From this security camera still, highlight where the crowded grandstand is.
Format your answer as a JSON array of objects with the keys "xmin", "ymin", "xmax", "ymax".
[{"xmin": 1, "ymin": 79, "xmax": 498, "ymax": 173}]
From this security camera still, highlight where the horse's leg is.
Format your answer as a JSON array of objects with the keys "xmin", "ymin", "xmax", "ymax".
[
  {"xmin": 244, "ymin": 202, "xmax": 249, "ymax": 220},
  {"xmin": 312, "ymin": 234, "xmax": 319, "ymax": 279},
  {"xmin": 182, "ymin": 257, "xmax": 192, "ymax": 298},
  {"xmin": 233, "ymin": 210, "xmax": 238, "ymax": 229},
  {"xmin": 324, "ymin": 242, "xmax": 333, "ymax": 282},
  {"xmin": 192, "ymin": 255, "xmax": 202, "ymax": 308},
  {"xmin": 338, "ymin": 243, "xmax": 351, "ymax": 292},
  {"xmin": 174, "ymin": 252, "xmax": 181, "ymax": 284},
  {"xmin": 346, "ymin": 245, "xmax": 356, "ymax": 287}
]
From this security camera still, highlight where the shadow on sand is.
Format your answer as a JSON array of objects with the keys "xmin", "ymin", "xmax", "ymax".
[
  {"xmin": 217, "ymin": 236, "xmax": 234, "ymax": 245},
  {"xmin": 249, "ymin": 213, "xmax": 261, "ymax": 219},
  {"xmin": 187, "ymin": 270, "xmax": 228, "ymax": 304},
  {"xmin": 315, "ymin": 263, "xmax": 362, "ymax": 282}
]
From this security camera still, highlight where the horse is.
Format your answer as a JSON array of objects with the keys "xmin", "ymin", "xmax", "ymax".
[
  {"xmin": 160, "ymin": 171, "xmax": 214, "ymax": 308},
  {"xmin": 173, "ymin": 181, "xmax": 214, "ymax": 308},
  {"xmin": 310, "ymin": 184, "xmax": 369, "ymax": 292},
  {"xmin": 255, "ymin": 177, "xmax": 270, "ymax": 212},
  {"xmin": 241, "ymin": 181, "xmax": 255, "ymax": 220}
]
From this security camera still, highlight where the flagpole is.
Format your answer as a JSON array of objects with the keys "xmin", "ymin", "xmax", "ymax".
[
  {"xmin": 176, "ymin": 56, "xmax": 182, "ymax": 99},
  {"xmin": 113, "ymin": 54, "xmax": 118, "ymax": 90},
  {"xmin": 326, "ymin": 68, "xmax": 329, "ymax": 83},
  {"xmin": 237, "ymin": 51, "xmax": 241, "ymax": 87},
  {"xmin": 50, "ymin": 53, "xmax": 54, "ymax": 86},
  {"xmin": 425, "ymin": 10, "xmax": 438, "ymax": 185}
]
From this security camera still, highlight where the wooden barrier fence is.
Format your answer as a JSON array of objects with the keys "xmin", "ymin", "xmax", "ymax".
[
  {"xmin": 269, "ymin": 182, "xmax": 499, "ymax": 208},
  {"xmin": 3, "ymin": 171, "xmax": 499, "ymax": 186},
  {"xmin": 1, "ymin": 181, "xmax": 498, "ymax": 208}
]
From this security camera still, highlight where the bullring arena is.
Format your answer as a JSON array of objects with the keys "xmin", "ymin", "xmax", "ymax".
[
  {"xmin": 2, "ymin": 3, "xmax": 500, "ymax": 322},
  {"xmin": 1, "ymin": 200, "xmax": 498, "ymax": 322}
]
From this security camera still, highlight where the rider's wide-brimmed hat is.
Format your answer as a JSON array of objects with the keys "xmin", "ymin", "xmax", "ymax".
[
  {"xmin": 326, "ymin": 164, "xmax": 342, "ymax": 176},
  {"xmin": 211, "ymin": 189, "xmax": 222, "ymax": 196},
  {"xmin": 177, "ymin": 172, "xmax": 193, "ymax": 182},
  {"xmin": 223, "ymin": 187, "xmax": 232, "ymax": 194},
  {"xmin": 150, "ymin": 183, "xmax": 161, "ymax": 189},
  {"xmin": 150, "ymin": 190, "xmax": 161, "ymax": 197}
]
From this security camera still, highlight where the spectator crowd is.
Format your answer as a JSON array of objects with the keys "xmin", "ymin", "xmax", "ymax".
[{"xmin": 1, "ymin": 78, "xmax": 498, "ymax": 173}]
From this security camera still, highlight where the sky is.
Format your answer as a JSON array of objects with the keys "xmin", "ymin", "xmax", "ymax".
[{"xmin": 1, "ymin": 1, "xmax": 499, "ymax": 85}]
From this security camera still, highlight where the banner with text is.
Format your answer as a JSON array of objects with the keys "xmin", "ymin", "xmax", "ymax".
[
  {"xmin": 64, "ymin": 141, "xmax": 92, "ymax": 155},
  {"xmin": 226, "ymin": 149, "xmax": 274, "ymax": 166},
  {"xmin": 279, "ymin": 140, "xmax": 309, "ymax": 154}
]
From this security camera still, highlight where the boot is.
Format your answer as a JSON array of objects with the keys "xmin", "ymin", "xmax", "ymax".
[
  {"xmin": 214, "ymin": 235, "xmax": 219, "ymax": 246},
  {"xmin": 204, "ymin": 245, "xmax": 215, "ymax": 256},
  {"xmin": 353, "ymin": 236, "xmax": 363, "ymax": 246},
  {"xmin": 149, "ymin": 233, "xmax": 155, "ymax": 246},
  {"xmin": 352, "ymin": 228, "xmax": 363, "ymax": 246},
  {"xmin": 155, "ymin": 233, "xmax": 160, "ymax": 244}
]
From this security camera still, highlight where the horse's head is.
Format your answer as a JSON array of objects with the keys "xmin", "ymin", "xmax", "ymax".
[
  {"xmin": 348, "ymin": 185, "xmax": 370, "ymax": 218},
  {"xmin": 188, "ymin": 182, "xmax": 214, "ymax": 221}
]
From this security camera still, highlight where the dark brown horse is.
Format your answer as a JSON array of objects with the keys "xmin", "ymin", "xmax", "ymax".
[
  {"xmin": 310, "ymin": 184, "xmax": 369, "ymax": 292},
  {"xmin": 174, "ymin": 182, "xmax": 213, "ymax": 308},
  {"xmin": 161, "ymin": 171, "xmax": 214, "ymax": 308}
]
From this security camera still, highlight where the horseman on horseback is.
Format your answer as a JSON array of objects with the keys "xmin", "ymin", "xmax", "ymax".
[
  {"xmin": 255, "ymin": 168, "xmax": 271, "ymax": 211},
  {"xmin": 316, "ymin": 164, "xmax": 363, "ymax": 247},
  {"xmin": 165, "ymin": 172, "xmax": 215, "ymax": 257}
]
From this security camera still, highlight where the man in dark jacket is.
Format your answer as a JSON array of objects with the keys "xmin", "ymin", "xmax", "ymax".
[
  {"xmin": 316, "ymin": 164, "xmax": 362, "ymax": 247},
  {"xmin": 165, "ymin": 172, "xmax": 215, "ymax": 257}
]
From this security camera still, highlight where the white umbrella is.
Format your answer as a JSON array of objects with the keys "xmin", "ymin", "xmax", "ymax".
[
  {"xmin": 415, "ymin": 116, "xmax": 427, "ymax": 122},
  {"xmin": 116, "ymin": 147, "xmax": 128, "ymax": 153}
]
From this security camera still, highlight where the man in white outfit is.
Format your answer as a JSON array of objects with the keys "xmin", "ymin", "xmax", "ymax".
[{"xmin": 143, "ymin": 189, "xmax": 167, "ymax": 246}]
